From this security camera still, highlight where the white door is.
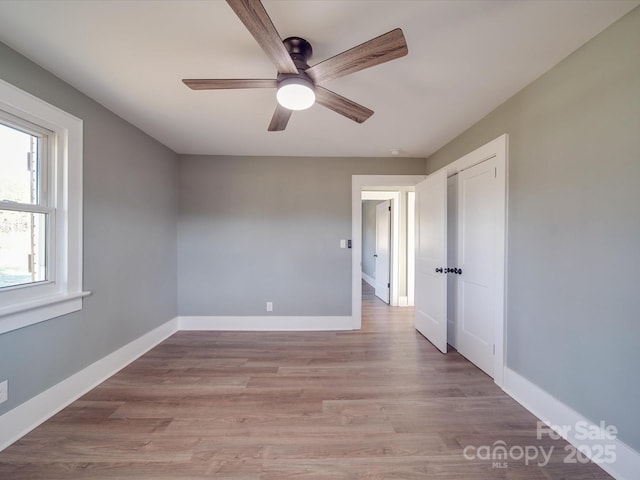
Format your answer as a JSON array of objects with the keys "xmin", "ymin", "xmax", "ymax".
[
  {"xmin": 414, "ymin": 170, "xmax": 447, "ymax": 353},
  {"xmin": 455, "ymin": 158, "xmax": 497, "ymax": 376},
  {"xmin": 374, "ymin": 200, "xmax": 391, "ymax": 303}
]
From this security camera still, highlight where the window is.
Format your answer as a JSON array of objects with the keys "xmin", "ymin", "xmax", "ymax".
[
  {"xmin": 0, "ymin": 79, "xmax": 86, "ymax": 334},
  {"xmin": 1, "ymin": 117, "xmax": 51, "ymax": 289}
]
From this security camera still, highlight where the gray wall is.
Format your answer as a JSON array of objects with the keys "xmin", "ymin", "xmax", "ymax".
[
  {"xmin": 0, "ymin": 42, "xmax": 178, "ymax": 415},
  {"xmin": 361, "ymin": 200, "xmax": 380, "ymax": 279},
  {"xmin": 426, "ymin": 7, "xmax": 640, "ymax": 450},
  {"xmin": 178, "ymin": 155, "xmax": 425, "ymax": 317}
]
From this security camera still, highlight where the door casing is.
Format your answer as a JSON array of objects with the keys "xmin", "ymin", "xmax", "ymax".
[{"xmin": 352, "ymin": 176, "xmax": 427, "ymax": 328}]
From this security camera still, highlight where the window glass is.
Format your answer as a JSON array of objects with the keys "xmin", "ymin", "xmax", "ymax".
[
  {"xmin": 0, "ymin": 120, "xmax": 47, "ymax": 289},
  {"xmin": 0, "ymin": 210, "xmax": 47, "ymax": 287},
  {"xmin": 0, "ymin": 122, "xmax": 40, "ymax": 205}
]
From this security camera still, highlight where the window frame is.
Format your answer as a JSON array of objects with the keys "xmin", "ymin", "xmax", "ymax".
[{"xmin": 0, "ymin": 79, "xmax": 88, "ymax": 334}]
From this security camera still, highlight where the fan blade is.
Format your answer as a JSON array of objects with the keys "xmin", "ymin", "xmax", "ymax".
[
  {"xmin": 183, "ymin": 79, "xmax": 277, "ymax": 90},
  {"xmin": 226, "ymin": 0, "xmax": 298, "ymax": 75},
  {"xmin": 315, "ymin": 87, "xmax": 374, "ymax": 124},
  {"xmin": 268, "ymin": 104, "xmax": 292, "ymax": 131},
  {"xmin": 306, "ymin": 28, "xmax": 408, "ymax": 84}
]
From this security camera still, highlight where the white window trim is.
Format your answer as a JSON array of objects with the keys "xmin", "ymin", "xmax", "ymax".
[{"xmin": 0, "ymin": 79, "xmax": 89, "ymax": 334}]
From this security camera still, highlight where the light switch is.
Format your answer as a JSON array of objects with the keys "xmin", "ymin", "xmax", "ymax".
[
  {"xmin": 0, "ymin": 380, "xmax": 7, "ymax": 404},
  {"xmin": 340, "ymin": 239, "xmax": 346, "ymax": 249}
]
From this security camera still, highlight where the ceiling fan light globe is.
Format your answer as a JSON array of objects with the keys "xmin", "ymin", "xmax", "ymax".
[{"xmin": 277, "ymin": 79, "xmax": 315, "ymax": 111}]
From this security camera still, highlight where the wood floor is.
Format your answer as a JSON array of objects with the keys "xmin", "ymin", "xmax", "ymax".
[{"xmin": 0, "ymin": 286, "xmax": 612, "ymax": 479}]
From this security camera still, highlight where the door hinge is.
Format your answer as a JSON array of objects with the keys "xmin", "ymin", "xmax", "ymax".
[
  {"xmin": 388, "ymin": 205, "xmax": 391, "ymax": 211},
  {"xmin": 494, "ymin": 167, "xmax": 497, "ymax": 178},
  {"xmin": 387, "ymin": 283, "xmax": 390, "ymax": 288},
  {"xmin": 493, "ymin": 344, "xmax": 496, "ymax": 355}
]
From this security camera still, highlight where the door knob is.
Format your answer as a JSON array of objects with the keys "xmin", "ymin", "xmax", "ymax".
[
  {"xmin": 435, "ymin": 267, "xmax": 443, "ymax": 273},
  {"xmin": 374, "ymin": 254, "xmax": 378, "ymax": 257}
]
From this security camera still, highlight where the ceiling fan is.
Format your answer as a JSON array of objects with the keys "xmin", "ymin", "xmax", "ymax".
[{"xmin": 182, "ymin": 0, "xmax": 408, "ymax": 131}]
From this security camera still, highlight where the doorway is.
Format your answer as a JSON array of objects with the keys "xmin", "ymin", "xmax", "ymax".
[
  {"xmin": 361, "ymin": 198, "xmax": 391, "ymax": 303},
  {"xmin": 351, "ymin": 175, "xmax": 426, "ymax": 329},
  {"xmin": 361, "ymin": 188, "xmax": 417, "ymax": 308},
  {"xmin": 361, "ymin": 193, "xmax": 396, "ymax": 305}
]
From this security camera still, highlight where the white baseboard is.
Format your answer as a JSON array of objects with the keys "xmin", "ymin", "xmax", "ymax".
[
  {"xmin": 503, "ymin": 367, "xmax": 640, "ymax": 480},
  {"xmin": 361, "ymin": 273, "xmax": 375, "ymax": 287},
  {"xmin": 0, "ymin": 317, "xmax": 179, "ymax": 452},
  {"xmin": 398, "ymin": 296, "xmax": 409, "ymax": 307},
  {"xmin": 178, "ymin": 315, "xmax": 354, "ymax": 331}
]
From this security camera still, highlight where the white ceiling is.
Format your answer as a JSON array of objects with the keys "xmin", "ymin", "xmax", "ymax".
[{"xmin": 0, "ymin": 0, "xmax": 637, "ymax": 158}]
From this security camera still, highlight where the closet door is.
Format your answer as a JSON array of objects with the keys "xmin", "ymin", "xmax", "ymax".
[
  {"xmin": 455, "ymin": 158, "xmax": 497, "ymax": 376},
  {"xmin": 414, "ymin": 170, "xmax": 447, "ymax": 353}
]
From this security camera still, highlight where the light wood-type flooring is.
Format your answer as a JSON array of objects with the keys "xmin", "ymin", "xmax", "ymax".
[{"xmin": 0, "ymin": 284, "xmax": 612, "ymax": 479}]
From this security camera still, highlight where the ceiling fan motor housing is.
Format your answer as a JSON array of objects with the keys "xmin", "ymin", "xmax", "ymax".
[
  {"xmin": 277, "ymin": 36, "xmax": 316, "ymax": 110},
  {"xmin": 283, "ymin": 36, "xmax": 313, "ymax": 67}
]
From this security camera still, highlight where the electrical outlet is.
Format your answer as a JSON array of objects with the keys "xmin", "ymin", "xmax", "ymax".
[
  {"xmin": 266, "ymin": 301, "xmax": 273, "ymax": 312},
  {"xmin": 0, "ymin": 380, "xmax": 7, "ymax": 404}
]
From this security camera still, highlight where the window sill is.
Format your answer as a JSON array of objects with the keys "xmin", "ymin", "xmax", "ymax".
[{"xmin": 0, "ymin": 291, "xmax": 91, "ymax": 334}]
